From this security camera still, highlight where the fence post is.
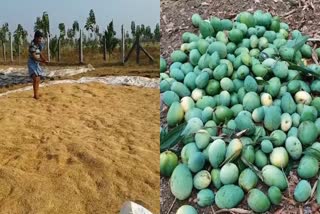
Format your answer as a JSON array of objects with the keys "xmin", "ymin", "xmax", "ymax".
[
  {"xmin": 47, "ymin": 34, "xmax": 51, "ymax": 62},
  {"xmin": 10, "ymin": 34, "xmax": 13, "ymax": 63},
  {"xmin": 79, "ymin": 29, "xmax": 83, "ymax": 64},
  {"xmin": 103, "ymin": 36, "xmax": 106, "ymax": 61},
  {"xmin": 136, "ymin": 35, "xmax": 140, "ymax": 64},
  {"xmin": 121, "ymin": 25, "xmax": 125, "ymax": 64},
  {"xmin": 58, "ymin": 38, "xmax": 60, "ymax": 62},
  {"xmin": 18, "ymin": 43, "xmax": 20, "ymax": 64}
]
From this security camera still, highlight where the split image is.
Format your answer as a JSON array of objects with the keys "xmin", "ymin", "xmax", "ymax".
[
  {"xmin": 160, "ymin": 0, "xmax": 320, "ymax": 213},
  {"xmin": 0, "ymin": 0, "xmax": 159, "ymax": 213}
]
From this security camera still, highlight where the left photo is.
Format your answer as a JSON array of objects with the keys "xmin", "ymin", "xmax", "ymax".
[{"xmin": 0, "ymin": 0, "xmax": 160, "ymax": 213}]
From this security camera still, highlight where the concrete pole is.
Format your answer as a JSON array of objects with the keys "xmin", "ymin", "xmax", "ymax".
[
  {"xmin": 10, "ymin": 34, "xmax": 13, "ymax": 62},
  {"xmin": 79, "ymin": 29, "xmax": 83, "ymax": 63},
  {"xmin": 47, "ymin": 34, "xmax": 51, "ymax": 62}
]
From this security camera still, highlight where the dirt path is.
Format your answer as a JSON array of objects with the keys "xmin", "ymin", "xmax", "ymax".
[{"xmin": 0, "ymin": 83, "xmax": 159, "ymax": 214}]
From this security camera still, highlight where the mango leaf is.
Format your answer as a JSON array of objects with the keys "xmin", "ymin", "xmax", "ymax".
[
  {"xmin": 219, "ymin": 151, "xmax": 240, "ymax": 167},
  {"xmin": 286, "ymin": 35, "xmax": 309, "ymax": 52},
  {"xmin": 256, "ymin": 77, "xmax": 269, "ymax": 86},
  {"xmin": 303, "ymin": 147, "xmax": 320, "ymax": 161},
  {"xmin": 284, "ymin": 160, "xmax": 294, "ymax": 176},
  {"xmin": 160, "ymin": 122, "xmax": 186, "ymax": 152},
  {"xmin": 256, "ymin": 136, "xmax": 277, "ymax": 143},
  {"xmin": 288, "ymin": 62, "xmax": 320, "ymax": 78},
  {"xmin": 241, "ymin": 156, "xmax": 263, "ymax": 180},
  {"xmin": 160, "ymin": 127, "xmax": 168, "ymax": 142},
  {"xmin": 252, "ymin": 128, "xmax": 262, "ymax": 145}
]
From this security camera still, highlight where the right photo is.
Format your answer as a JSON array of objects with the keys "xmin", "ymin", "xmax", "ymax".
[{"xmin": 160, "ymin": 0, "xmax": 320, "ymax": 213}]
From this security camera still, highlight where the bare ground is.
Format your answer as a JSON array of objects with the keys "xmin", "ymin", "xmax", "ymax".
[{"xmin": 160, "ymin": 0, "xmax": 320, "ymax": 213}]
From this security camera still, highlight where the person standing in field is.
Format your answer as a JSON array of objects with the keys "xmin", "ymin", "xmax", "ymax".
[{"xmin": 28, "ymin": 31, "xmax": 48, "ymax": 99}]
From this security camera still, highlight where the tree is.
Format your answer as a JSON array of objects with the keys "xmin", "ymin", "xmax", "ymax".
[
  {"xmin": 72, "ymin": 20, "xmax": 80, "ymax": 44},
  {"xmin": 34, "ymin": 12, "xmax": 51, "ymax": 61},
  {"xmin": 72, "ymin": 21, "xmax": 80, "ymax": 33},
  {"xmin": 103, "ymin": 20, "xmax": 118, "ymax": 60},
  {"xmin": 131, "ymin": 21, "xmax": 136, "ymax": 38},
  {"xmin": 13, "ymin": 24, "xmax": 28, "ymax": 62},
  {"xmin": 0, "ymin": 23, "xmax": 9, "ymax": 61},
  {"xmin": 154, "ymin": 23, "xmax": 160, "ymax": 42},
  {"xmin": 58, "ymin": 23, "xmax": 66, "ymax": 39},
  {"xmin": 136, "ymin": 25, "xmax": 141, "ymax": 37},
  {"xmin": 58, "ymin": 23, "xmax": 66, "ymax": 61},
  {"xmin": 49, "ymin": 36, "xmax": 58, "ymax": 58},
  {"xmin": 145, "ymin": 26, "xmax": 153, "ymax": 41},
  {"xmin": 140, "ymin": 24, "xmax": 145, "ymax": 36},
  {"xmin": 67, "ymin": 28, "xmax": 75, "ymax": 45},
  {"xmin": 85, "ymin": 9, "xmax": 96, "ymax": 33}
]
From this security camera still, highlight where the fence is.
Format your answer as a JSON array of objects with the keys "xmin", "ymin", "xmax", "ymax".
[{"xmin": 0, "ymin": 26, "xmax": 159, "ymax": 66}]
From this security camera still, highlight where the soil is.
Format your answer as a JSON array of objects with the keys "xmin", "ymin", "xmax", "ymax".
[
  {"xmin": 0, "ymin": 83, "xmax": 160, "ymax": 214},
  {"xmin": 160, "ymin": 0, "xmax": 320, "ymax": 213}
]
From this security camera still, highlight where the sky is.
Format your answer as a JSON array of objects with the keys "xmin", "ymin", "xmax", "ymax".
[{"xmin": 0, "ymin": 0, "xmax": 159, "ymax": 40}]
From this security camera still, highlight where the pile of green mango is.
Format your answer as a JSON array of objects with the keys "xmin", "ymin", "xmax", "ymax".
[{"xmin": 160, "ymin": 10, "xmax": 320, "ymax": 213}]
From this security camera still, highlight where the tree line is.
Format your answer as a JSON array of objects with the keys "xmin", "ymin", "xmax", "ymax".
[{"xmin": 0, "ymin": 9, "xmax": 160, "ymax": 62}]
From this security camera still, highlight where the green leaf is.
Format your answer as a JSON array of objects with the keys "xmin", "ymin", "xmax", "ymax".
[
  {"xmin": 284, "ymin": 160, "xmax": 295, "ymax": 176},
  {"xmin": 256, "ymin": 77, "xmax": 269, "ymax": 86},
  {"xmin": 241, "ymin": 156, "xmax": 263, "ymax": 180},
  {"xmin": 160, "ymin": 122, "xmax": 186, "ymax": 152},
  {"xmin": 303, "ymin": 147, "xmax": 320, "ymax": 161},
  {"xmin": 220, "ymin": 151, "xmax": 240, "ymax": 167},
  {"xmin": 286, "ymin": 35, "xmax": 309, "ymax": 52},
  {"xmin": 288, "ymin": 62, "xmax": 320, "ymax": 78},
  {"xmin": 256, "ymin": 136, "xmax": 276, "ymax": 143}
]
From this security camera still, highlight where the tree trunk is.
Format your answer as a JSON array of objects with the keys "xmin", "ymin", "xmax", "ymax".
[
  {"xmin": 47, "ymin": 34, "xmax": 51, "ymax": 62},
  {"xmin": 58, "ymin": 38, "xmax": 60, "ymax": 62},
  {"xmin": 2, "ymin": 43, "xmax": 6, "ymax": 62},
  {"xmin": 10, "ymin": 35, "xmax": 13, "ymax": 63}
]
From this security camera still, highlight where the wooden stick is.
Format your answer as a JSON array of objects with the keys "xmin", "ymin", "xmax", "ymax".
[
  {"xmin": 166, "ymin": 198, "xmax": 176, "ymax": 214},
  {"xmin": 140, "ymin": 45, "xmax": 155, "ymax": 62},
  {"xmin": 210, "ymin": 205, "xmax": 215, "ymax": 214},
  {"xmin": 281, "ymin": 9, "xmax": 297, "ymax": 17},
  {"xmin": 308, "ymin": 38, "xmax": 320, "ymax": 42}
]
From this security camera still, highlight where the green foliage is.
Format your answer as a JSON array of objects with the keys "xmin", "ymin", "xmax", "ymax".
[
  {"xmin": 84, "ymin": 9, "xmax": 97, "ymax": 33},
  {"xmin": 34, "ymin": 12, "xmax": 50, "ymax": 37},
  {"xmin": 154, "ymin": 23, "xmax": 160, "ymax": 42},
  {"xmin": 0, "ymin": 23, "xmax": 9, "ymax": 43}
]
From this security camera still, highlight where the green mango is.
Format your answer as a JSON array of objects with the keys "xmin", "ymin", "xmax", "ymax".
[
  {"xmin": 160, "ymin": 151, "xmax": 178, "ymax": 177},
  {"xmin": 247, "ymin": 189, "xmax": 271, "ymax": 213},
  {"xmin": 191, "ymin": 13, "xmax": 203, "ymax": 27},
  {"xmin": 285, "ymin": 136, "xmax": 302, "ymax": 160},
  {"xmin": 264, "ymin": 106, "xmax": 281, "ymax": 131},
  {"xmin": 238, "ymin": 168, "xmax": 258, "ymax": 192},
  {"xmin": 268, "ymin": 186, "xmax": 282, "ymax": 205},
  {"xmin": 262, "ymin": 165, "xmax": 288, "ymax": 190},
  {"xmin": 196, "ymin": 189, "xmax": 215, "ymax": 207},
  {"xmin": 170, "ymin": 164, "xmax": 193, "ymax": 200},
  {"xmin": 297, "ymin": 155, "xmax": 319, "ymax": 179},
  {"xmin": 194, "ymin": 170, "xmax": 211, "ymax": 190},
  {"xmin": 199, "ymin": 20, "xmax": 214, "ymax": 38},
  {"xmin": 211, "ymin": 168, "xmax": 222, "ymax": 189},
  {"xmin": 220, "ymin": 163, "xmax": 239, "ymax": 185},
  {"xmin": 208, "ymin": 139, "xmax": 226, "ymax": 168},
  {"xmin": 215, "ymin": 185, "xmax": 244, "ymax": 208},
  {"xmin": 298, "ymin": 121, "xmax": 318, "ymax": 146},
  {"xmin": 294, "ymin": 180, "xmax": 312, "ymax": 202},
  {"xmin": 176, "ymin": 205, "xmax": 198, "ymax": 214},
  {"xmin": 229, "ymin": 28, "xmax": 243, "ymax": 44}
]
